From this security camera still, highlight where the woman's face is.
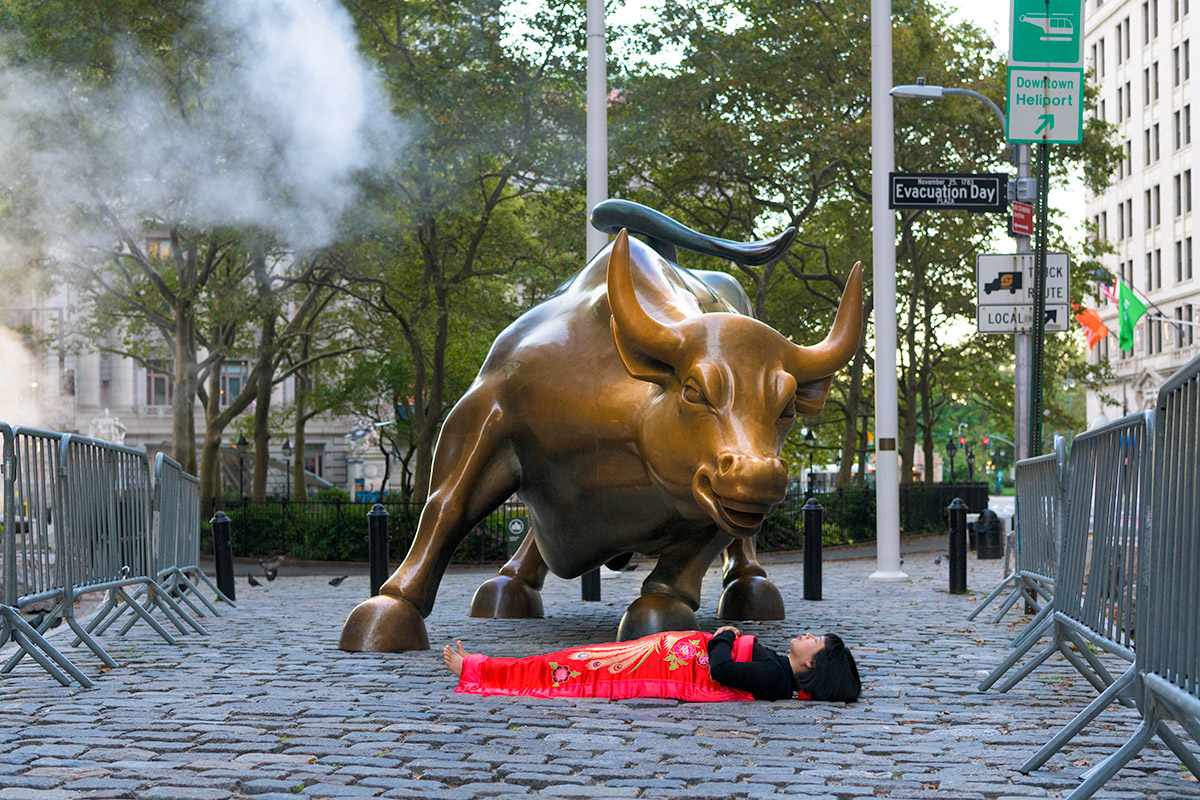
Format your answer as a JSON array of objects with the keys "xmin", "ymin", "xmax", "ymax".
[{"xmin": 789, "ymin": 633, "xmax": 826, "ymax": 669}]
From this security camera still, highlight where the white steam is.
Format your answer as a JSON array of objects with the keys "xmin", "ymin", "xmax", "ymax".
[
  {"xmin": 0, "ymin": 328, "xmax": 43, "ymax": 428},
  {"xmin": 0, "ymin": 0, "xmax": 404, "ymax": 254}
]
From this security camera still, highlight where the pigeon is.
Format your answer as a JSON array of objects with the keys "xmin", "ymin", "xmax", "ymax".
[
  {"xmin": 259, "ymin": 555, "xmax": 285, "ymax": 581},
  {"xmin": 328, "ymin": 575, "xmax": 348, "ymax": 587},
  {"xmin": 934, "ymin": 556, "xmax": 942, "ymax": 565},
  {"xmin": 247, "ymin": 573, "xmax": 262, "ymax": 587}
]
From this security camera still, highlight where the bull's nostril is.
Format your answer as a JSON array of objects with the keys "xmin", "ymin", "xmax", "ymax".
[{"xmin": 718, "ymin": 455, "xmax": 737, "ymax": 475}]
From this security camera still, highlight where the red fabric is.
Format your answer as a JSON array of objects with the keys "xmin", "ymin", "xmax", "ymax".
[
  {"xmin": 456, "ymin": 630, "xmax": 755, "ymax": 702},
  {"xmin": 730, "ymin": 634, "xmax": 756, "ymax": 662}
]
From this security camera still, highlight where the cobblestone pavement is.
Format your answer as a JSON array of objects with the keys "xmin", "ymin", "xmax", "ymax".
[{"xmin": 2, "ymin": 550, "xmax": 1198, "ymax": 800}]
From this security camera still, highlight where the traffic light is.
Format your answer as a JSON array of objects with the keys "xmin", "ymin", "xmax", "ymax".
[
  {"xmin": 982, "ymin": 436, "xmax": 990, "ymax": 447},
  {"xmin": 959, "ymin": 436, "xmax": 966, "ymax": 446}
]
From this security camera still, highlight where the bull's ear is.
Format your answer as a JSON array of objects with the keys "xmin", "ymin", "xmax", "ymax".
[
  {"xmin": 611, "ymin": 317, "xmax": 674, "ymax": 384},
  {"xmin": 795, "ymin": 375, "xmax": 835, "ymax": 416}
]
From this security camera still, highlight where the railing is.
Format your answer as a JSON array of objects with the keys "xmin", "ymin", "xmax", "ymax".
[
  {"xmin": 204, "ymin": 485, "xmax": 966, "ymax": 564},
  {"xmin": 0, "ymin": 425, "xmax": 221, "ymax": 688}
]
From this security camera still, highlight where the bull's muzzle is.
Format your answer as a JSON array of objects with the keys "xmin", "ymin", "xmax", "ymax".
[{"xmin": 693, "ymin": 454, "xmax": 788, "ymax": 537}]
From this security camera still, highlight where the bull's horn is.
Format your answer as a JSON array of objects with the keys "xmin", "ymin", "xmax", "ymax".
[
  {"xmin": 788, "ymin": 261, "xmax": 864, "ymax": 381},
  {"xmin": 607, "ymin": 228, "xmax": 683, "ymax": 367}
]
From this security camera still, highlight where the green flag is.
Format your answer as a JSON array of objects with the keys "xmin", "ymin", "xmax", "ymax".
[{"xmin": 1118, "ymin": 280, "xmax": 1148, "ymax": 351}]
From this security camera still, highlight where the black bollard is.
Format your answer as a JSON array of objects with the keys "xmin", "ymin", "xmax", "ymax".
[
  {"xmin": 582, "ymin": 568, "xmax": 601, "ymax": 602},
  {"xmin": 211, "ymin": 511, "xmax": 236, "ymax": 602},
  {"xmin": 803, "ymin": 497, "xmax": 823, "ymax": 601},
  {"xmin": 948, "ymin": 497, "xmax": 968, "ymax": 594},
  {"xmin": 367, "ymin": 504, "xmax": 390, "ymax": 597}
]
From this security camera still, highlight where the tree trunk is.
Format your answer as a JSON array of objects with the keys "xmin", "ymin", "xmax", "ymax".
[
  {"xmin": 199, "ymin": 361, "xmax": 224, "ymax": 505},
  {"xmin": 251, "ymin": 329, "xmax": 276, "ymax": 501},
  {"xmin": 171, "ymin": 311, "xmax": 198, "ymax": 474},
  {"xmin": 836, "ymin": 344, "xmax": 866, "ymax": 489}
]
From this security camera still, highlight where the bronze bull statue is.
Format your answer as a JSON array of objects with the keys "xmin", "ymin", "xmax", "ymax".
[{"xmin": 340, "ymin": 201, "xmax": 863, "ymax": 652}]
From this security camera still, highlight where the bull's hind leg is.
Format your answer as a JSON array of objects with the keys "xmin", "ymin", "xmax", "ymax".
[
  {"xmin": 469, "ymin": 532, "xmax": 549, "ymax": 619},
  {"xmin": 615, "ymin": 532, "xmax": 731, "ymax": 641},
  {"xmin": 717, "ymin": 537, "xmax": 785, "ymax": 620},
  {"xmin": 339, "ymin": 391, "xmax": 518, "ymax": 653}
]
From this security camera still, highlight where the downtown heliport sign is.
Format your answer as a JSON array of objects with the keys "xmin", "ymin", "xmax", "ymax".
[{"xmin": 1007, "ymin": 0, "xmax": 1085, "ymax": 144}]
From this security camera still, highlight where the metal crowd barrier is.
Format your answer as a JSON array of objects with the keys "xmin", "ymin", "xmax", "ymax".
[
  {"xmin": 1024, "ymin": 355, "xmax": 1200, "ymax": 797},
  {"xmin": 0, "ymin": 425, "xmax": 94, "ymax": 687},
  {"xmin": 0, "ymin": 427, "xmax": 213, "ymax": 687},
  {"xmin": 152, "ymin": 453, "xmax": 233, "ymax": 616},
  {"xmin": 980, "ymin": 414, "xmax": 1152, "ymax": 695},
  {"xmin": 968, "ymin": 436, "xmax": 1066, "ymax": 626}
]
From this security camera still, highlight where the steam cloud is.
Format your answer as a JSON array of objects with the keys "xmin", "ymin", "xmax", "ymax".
[
  {"xmin": 0, "ymin": 0, "xmax": 404, "ymax": 257},
  {"xmin": 0, "ymin": 328, "xmax": 42, "ymax": 428}
]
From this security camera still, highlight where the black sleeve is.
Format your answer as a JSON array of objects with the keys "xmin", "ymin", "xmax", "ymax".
[{"xmin": 706, "ymin": 632, "xmax": 793, "ymax": 700}]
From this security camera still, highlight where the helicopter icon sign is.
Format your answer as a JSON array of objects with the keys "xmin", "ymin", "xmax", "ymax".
[{"xmin": 1010, "ymin": 0, "xmax": 1084, "ymax": 66}]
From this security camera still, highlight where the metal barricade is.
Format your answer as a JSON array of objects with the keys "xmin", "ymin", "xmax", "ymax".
[
  {"xmin": 0, "ymin": 424, "xmax": 92, "ymax": 687},
  {"xmin": 968, "ymin": 436, "xmax": 1065, "ymax": 626},
  {"xmin": 980, "ymin": 414, "xmax": 1152, "ymax": 696},
  {"xmin": 59, "ymin": 434, "xmax": 207, "ymax": 652},
  {"xmin": 151, "ymin": 453, "xmax": 233, "ymax": 616},
  {"xmin": 1024, "ymin": 355, "xmax": 1200, "ymax": 797}
]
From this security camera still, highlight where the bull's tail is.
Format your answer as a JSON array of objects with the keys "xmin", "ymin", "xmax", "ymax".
[{"xmin": 589, "ymin": 199, "xmax": 795, "ymax": 266}]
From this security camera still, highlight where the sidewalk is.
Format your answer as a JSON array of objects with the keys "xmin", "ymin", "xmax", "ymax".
[{"xmin": 1, "ymin": 551, "xmax": 1195, "ymax": 799}]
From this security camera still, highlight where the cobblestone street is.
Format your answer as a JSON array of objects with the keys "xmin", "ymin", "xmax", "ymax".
[{"xmin": 1, "ymin": 550, "xmax": 1197, "ymax": 799}]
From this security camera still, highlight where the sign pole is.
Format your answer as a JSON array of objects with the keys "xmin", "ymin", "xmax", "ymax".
[{"xmin": 1029, "ymin": 144, "xmax": 1051, "ymax": 457}]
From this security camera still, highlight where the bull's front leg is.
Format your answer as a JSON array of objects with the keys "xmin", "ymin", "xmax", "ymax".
[
  {"xmin": 615, "ymin": 530, "xmax": 732, "ymax": 641},
  {"xmin": 469, "ymin": 529, "xmax": 549, "ymax": 619},
  {"xmin": 339, "ymin": 393, "xmax": 519, "ymax": 652},
  {"xmin": 717, "ymin": 537, "xmax": 786, "ymax": 620}
]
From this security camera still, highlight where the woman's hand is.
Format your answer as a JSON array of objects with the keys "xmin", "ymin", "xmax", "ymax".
[{"xmin": 714, "ymin": 625, "xmax": 740, "ymax": 637}]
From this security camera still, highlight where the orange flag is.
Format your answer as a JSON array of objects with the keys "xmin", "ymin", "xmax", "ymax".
[{"xmin": 1074, "ymin": 307, "xmax": 1109, "ymax": 350}]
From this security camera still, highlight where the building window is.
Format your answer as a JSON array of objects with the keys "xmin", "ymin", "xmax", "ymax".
[
  {"xmin": 1144, "ymin": 67, "xmax": 1152, "ymax": 104},
  {"xmin": 1118, "ymin": 86, "xmax": 1125, "ymax": 121},
  {"xmin": 304, "ymin": 446, "xmax": 324, "ymax": 479},
  {"xmin": 146, "ymin": 361, "xmax": 173, "ymax": 407},
  {"xmin": 1188, "ymin": 304, "xmax": 1196, "ymax": 345},
  {"xmin": 1146, "ymin": 189, "xmax": 1154, "ymax": 227},
  {"xmin": 1125, "ymin": 80, "xmax": 1133, "ymax": 118},
  {"xmin": 1154, "ymin": 122, "xmax": 1161, "ymax": 159},
  {"xmin": 1176, "ymin": 173, "xmax": 1183, "ymax": 216},
  {"xmin": 1157, "ymin": 248, "xmax": 1164, "ymax": 287},
  {"xmin": 1189, "ymin": 237, "xmax": 1195, "ymax": 279},
  {"xmin": 1175, "ymin": 0, "xmax": 1181, "ymax": 21},
  {"xmin": 1100, "ymin": 38, "xmax": 1107, "ymax": 77},
  {"xmin": 1154, "ymin": 0, "xmax": 1161, "ymax": 36},
  {"xmin": 219, "ymin": 360, "xmax": 249, "ymax": 406},
  {"xmin": 1175, "ymin": 46, "xmax": 1181, "ymax": 85},
  {"xmin": 1119, "ymin": 202, "xmax": 1126, "ymax": 238},
  {"xmin": 1175, "ymin": 307, "xmax": 1187, "ymax": 346},
  {"xmin": 1145, "ymin": 127, "xmax": 1153, "ymax": 163},
  {"xmin": 1117, "ymin": 22, "xmax": 1125, "ymax": 63},
  {"xmin": 1102, "ymin": 211, "xmax": 1109, "ymax": 239},
  {"xmin": 145, "ymin": 236, "xmax": 171, "ymax": 260},
  {"xmin": 1154, "ymin": 184, "xmax": 1162, "ymax": 224},
  {"xmin": 1147, "ymin": 252, "xmax": 1156, "ymax": 289},
  {"xmin": 1187, "ymin": 170, "xmax": 1194, "ymax": 212},
  {"xmin": 1147, "ymin": 317, "xmax": 1163, "ymax": 354},
  {"xmin": 1125, "ymin": 140, "xmax": 1133, "ymax": 173},
  {"xmin": 1186, "ymin": 104, "xmax": 1193, "ymax": 143},
  {"xmin": 1125, "ymin": 17, "xmax": 1132, "ymax": 56},
  {"xmin": 1176, "ymin": 110, "xmax": 1183, "ymax": 148},
  {"xmin": 1145, "ymin": 1, "xmax": 1152, "ymax": 42},
  {"xmin": 1186, "ymin": 40, "xmax": 1192, "ymax": 81},
  {"xmin": 1177, "ymin": 240, "xmax": 1185, "ymax": 281},
  {"xmin": 1153, "ymin": 61, "xmax": 1161, "ymax": 99}
]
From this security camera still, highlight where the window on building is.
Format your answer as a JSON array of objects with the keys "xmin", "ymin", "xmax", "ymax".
[
  {"xmin": 1119, "ymin": 202, "xmax": 1127, "ymax": 238},
  {"xmin": 1188, "ymin": 304, "xmax": 1196, "ymax": 345},
  {"xmin": 1118, "ymin": 86, "xmax": 1125, "ymax": 120},
  {"xmin": 1154, "ymin": 184, "xmax": 1162, "ymax": 223},
  {"xmin": 1175, "ymin": 45, "xmax": 1181, "ymax": 85},
  {"xmin": 1189, "ymin": 237, "xmax": 1195, "ymax": 278},
  {"xmin": 1146, "ymin": 188, "xmax": 1154, "ymax": 227},
  {"xmin": 1154, "ymin": 122, "xmax": 1162, "ymax": 159},
  {"xmin": 1145, "ymin": 67, "xmax": 1152, "ymax": 104},
  {"xmin": 1145, "ymin": 0, "xmax": 1152, "ymax": 41},
  {"xmin": 1127, "ymin": 198, "xmax": 1134, "ymax": 236},
  {"xmin": 1186, "ymin": 40, "xmax": 1192, "ymax": 80},
  {"xmin": 219, "ymin": 360, "xmax": 249, "ymax": 406},
  {"xmin": 1176, "ymin": 110, "xmax": 1184, "ymax": 148},
  {"xmin": 1147, "ymin": 252, "xmax": 1156, "ymax": 289},
  {"xmin": 1101, "ymin": 99, "xmax": 1107, "ymax": 121},
  {"xmin": 145, "ymin": 236, "xmax": 171, "ymax": 260},
  {"xmin": 1154, "ymin": 61, "xmax": 1161, "ymax": 98},
  {"xmin": 1146, "ymin": 127, "xmax": 1153, "ymax": 163},
  {"xmin": 1126, "ymin": 139, "xmax": 1133, "ymax": 172},
  {"xmin": 1157, "ymin": 248, "xmax": 1164, "ymax": 287},
  {"xmin": 1126, "ymin": 16, "xmax": 1132, "ymax": 55},
  {"xmin": 303, "ymin": 445, "xmax": 324, "ymax": 479},
  {"xmin": 1175, "ymin": 0, "xmax": 1181, "ymax": 21},
  {"xmin": 1102, "ymin": 210, "xmax": 1109, "ymax": 239},
  {"xmin": 1176, "ymin": 173, "xmax": 1183, "ymax": 215},
  {"xmin": 1187, "ymin": 169, "xmax": 1194, "ymax": 212},
  {"xmin": 1177, "ymin": 239, "xmax": 1185, "ymax": 281},
  {"xmin": 1149, "ymin": 317, "xmax": 1164, "ymax": 354},
  {"xmin": 1101, "ymin": 38, "xmax": 1107, "ymax": 77},
  {"xmin": 1118, "ymin": 22, "xmax": 1125, "ymax": 63},
  {"xmin": 146, "ymin": 361, "xmax": 173, "ymax": 407},
  {"xmin": 1176, "ymin": 307, "xmax": 1187, "ymax": 346},
  {"xmin": 1154, "ymin": 0, "xmax": 1161, "ymax": 36},
  {"xmin": 1186, "ymin": 104, "xmax": 1193, "ymax": 143}
]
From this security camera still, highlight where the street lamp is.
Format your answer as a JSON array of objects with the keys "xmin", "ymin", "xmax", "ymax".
[
  {"xmin": 804, "ymin": 428, "xmax": 816, "ymax": 496},
  {"xmin": 281, "ymin": 437, "xmax": 293, "ymax": 500},
  {"xmin": 945, "ymin": 436, "xmax": 958, "ymax": 483},
  {"xmin": 235, "ymin": 433, "xmax": 248, "ymax": 501},
  {"xmin": 890, "ymin": 79, "xmax": 1036, "ymax": 466}
]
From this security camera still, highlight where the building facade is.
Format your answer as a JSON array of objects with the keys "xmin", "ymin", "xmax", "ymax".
[{"xmin": 1084, "ymin": 0, "xmax": 1199, "ymax": 422}]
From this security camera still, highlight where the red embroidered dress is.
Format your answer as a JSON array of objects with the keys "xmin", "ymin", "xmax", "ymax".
[{"xmin": 455, "ymin": 630, "xmax": 756, "ymax": 702}]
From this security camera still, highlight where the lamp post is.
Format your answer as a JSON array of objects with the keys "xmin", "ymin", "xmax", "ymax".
[
  {"xmin": 804, "ymin": 428, "xmax": 816, "ymax": 496},
  {"xmin": 890, "ymin": 81, "xmax": 1035, "ymax": 466},
  {"xmin": 235, "ymin": 433, "xmax": 248, "ymax": 501},
  {"xmin": 945, "ymin": 436, "xmax": 958, "ymax": 483},
  {"xmin": 281, "ymin": 437, "xmax": 293, "ymax": 500}
]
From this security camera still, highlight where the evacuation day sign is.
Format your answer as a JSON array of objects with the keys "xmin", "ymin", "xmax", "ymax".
[{"xmin": 1006, "ymin": 0, "xmax": 1085, "ymax": 144}]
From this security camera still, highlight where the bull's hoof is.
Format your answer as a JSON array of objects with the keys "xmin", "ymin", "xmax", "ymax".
[
  {"xmin": 717, "ymin": 576, "xmax": 786, "ymax": 620},
  {"xmin": 338, "ymin": 594, "xmax": 429, "ymax": 652},
  {"xmin": 469, "ymin": 575, "xmax": 544, "ymax": 619},
  {"xmin": 616, "ymin": 594, "xmax": 698, "ymax": 641}
]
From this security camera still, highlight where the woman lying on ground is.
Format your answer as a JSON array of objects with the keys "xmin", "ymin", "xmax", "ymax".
[{"xmin": 442, "ymin": 625, "xmax": 861, "ymax": 703}]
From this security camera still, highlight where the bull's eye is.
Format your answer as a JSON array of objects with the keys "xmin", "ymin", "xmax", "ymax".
[
  {"xmin": 780, "ymin": 399, "xmax": 797, "ymax": 421},
  {"xmin": 682, "ymin": 380, "xmax": 707, "ymax": 406}
]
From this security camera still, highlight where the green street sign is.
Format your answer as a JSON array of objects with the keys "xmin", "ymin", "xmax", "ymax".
[
  {"xmin": 1007, "ymin": 68, "xmax": 1084, "ymax": 143},
  {"xmin": 1010, "ymin": 0, "xmax": 1085, "ymax": 67}
]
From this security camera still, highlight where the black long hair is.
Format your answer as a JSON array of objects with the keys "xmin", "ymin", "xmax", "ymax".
[{"xmin": 794, "ymin": 633, "xmax": 861, "ymax": 702}]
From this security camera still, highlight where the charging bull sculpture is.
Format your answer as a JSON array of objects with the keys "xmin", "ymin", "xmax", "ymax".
[{"xmin": 340, "ymin": 201, "xmax": 863, "ymax": 652}]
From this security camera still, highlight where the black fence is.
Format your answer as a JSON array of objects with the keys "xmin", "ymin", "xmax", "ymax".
[{"xmin": 201, "ymin": 483, "xmax": 990, "ymax": 564}]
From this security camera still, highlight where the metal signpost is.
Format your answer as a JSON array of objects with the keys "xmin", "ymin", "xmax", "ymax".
[
  {"xmin": 1007, "ymin": 0, "xmax": 1085, "ymax": 457},
  {"xmin": 888, "ymin": 173, "xmax": 1008, "ymax": 213}
]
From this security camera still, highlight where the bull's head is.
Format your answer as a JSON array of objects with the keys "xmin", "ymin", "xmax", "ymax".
[{"xmin": 607, "ymin": 229, "xmax": 863, "ymax": 538}]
